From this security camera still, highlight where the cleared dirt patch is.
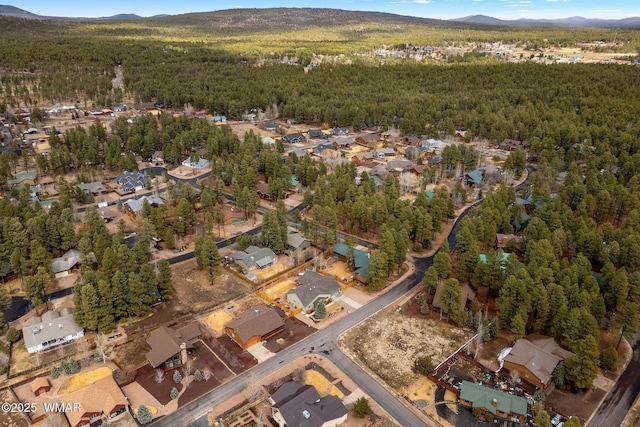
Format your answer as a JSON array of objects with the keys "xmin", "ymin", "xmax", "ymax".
[
  {"xmin": 263, "ymin": 315, "xmax": 316, "ymax": 353},
  {"xmin": 342, "ymin": 309, "xmax": 473, "ymax": 391},
  {"xmin": 203, "ymin": 310, "xmax": 233, "ymax": 335},
  {"xmin": 173, "ymin": 261, "xmax": 255, "ymax": 312}
]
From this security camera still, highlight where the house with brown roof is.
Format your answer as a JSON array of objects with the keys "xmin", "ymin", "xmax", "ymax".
[
  {"xmin": 30, "ymin": 377, "xmax": 51, "ymax": 396},
  {"xmin": 503, "ymin": 334, "xmax": 574, "ymax": 389},
  {"xmin": 145, "ymin": 324, "xmax": 201, "ymax": 369},
  {"xmin": 224, "ymin": 305, "xmax": 284, "ymax": 349},
  {"xmin": 59, "ymin": 375, "xmax": 128, "ymax": 427},
  {"xmin": 355, "ymin": 133, "xmax": 381, "ymax": 147},
  {"xmin": 496, "ymin": 233, "xmax": 523, "ymax": 251},
  {"xmin": 431, "ymin": 282, "xmax": 477, "ymax": 312}
]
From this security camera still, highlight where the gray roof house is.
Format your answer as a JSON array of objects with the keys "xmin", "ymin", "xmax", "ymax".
[
  {"xmin": 123, "ymin": 196, "xmax": 163, "ymax": 215},
  {"xmin": 22, "ymin": 308, "xmax": 84, "ymax": 354},
  {"xmin": 232, "ymin": 245, "xmax": 277, "ymax": 271},
  {"xmin": 287, "ymin": 270, "xmax": 341, "ymax": 312},
  {"xmin": 287, "ymin": 231, "xmax": 311, "ymax": 252},
  {"xmin": 115, "ymin": 171, "xmax": 148, "ymax": 193},
  {"xmin": 77, "ymin": 181, "xmax": 108, "ymax": 195},
  {"xmin": 270, "ymin": 381, "xmax": 348, "ymax": 427},
  {"xmin": 51, "ymin": 249, "xmax": 96, "ymax": 277}
]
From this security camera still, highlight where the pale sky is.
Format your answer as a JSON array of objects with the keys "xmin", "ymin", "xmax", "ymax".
[{"xmin": 13, "ymin": 0, "xmax": 640, "ymax": 21}]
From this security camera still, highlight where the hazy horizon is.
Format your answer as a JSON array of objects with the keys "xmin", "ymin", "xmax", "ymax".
[{"xmin": 10, "ymin": 0, "xmax": 640, "ymax": 21}]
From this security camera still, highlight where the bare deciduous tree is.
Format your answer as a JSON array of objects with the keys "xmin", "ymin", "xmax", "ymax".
[
  {"xmin": 154, "ymin": 369, "xmax": 165, "ymax": 384},
  {"xmin": 202, "ymin": 367, "xmax": 212, "ymax": 382},
  {"xmin": 94, "ymin": 335, "xmax": 112, "ymax": 364},
  {"xmin": 245, "ymin": 373, "xmax": 264, "ymax": 402},
  {"xmin": 182, "ymin": 360, "xmax": 194, "ymax": 388}
]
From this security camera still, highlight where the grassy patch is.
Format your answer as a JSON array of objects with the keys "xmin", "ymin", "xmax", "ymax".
[
  {"xmin": 60, "ymin": 366, "xmax": 113, "ymax": 394},
  {"xmin": 304, "ymin": 370, "xmax": 344, "ymax": 399}
]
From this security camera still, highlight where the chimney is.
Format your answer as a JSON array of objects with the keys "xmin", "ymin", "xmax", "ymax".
[{"xmin": 492, "ymin": 398, "xmax": 497, "ymax": 407}]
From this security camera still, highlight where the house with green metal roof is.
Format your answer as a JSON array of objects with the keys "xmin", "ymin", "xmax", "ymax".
[
  {"xmin": 459, "ymin": 380, "xmax": 527, "ymax": 422},
  {"xmin": 479, "ymin": 252, "xmax": 511, "ymax": 265},
  {"xmin": 332, "ymin": 243, "xmax": 370, "ymax": 282}
]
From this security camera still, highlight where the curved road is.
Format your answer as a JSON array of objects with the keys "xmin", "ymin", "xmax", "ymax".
[{"xmin": 154, "ymin": 203, "xmax": 479, "ymax": 427}]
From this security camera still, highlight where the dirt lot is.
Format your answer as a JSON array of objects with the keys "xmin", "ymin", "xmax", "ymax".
[
  {"xmin": 172, "ymin": 261, "xmax": 256, "ymax": 313},
  {"xmin": 341, "ymin": 301, "xmax": 474, "ymax": 391},
  {"xmin": 0, "ymin": 388, "xmax": 30, "ymax": 427},
  {"xmin": 264, "ymin": 314, "xmax": 316, "ymax": 353}
]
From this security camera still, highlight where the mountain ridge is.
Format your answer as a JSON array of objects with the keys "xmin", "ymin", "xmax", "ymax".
[{"xmin": 0, "ymin": 5, "xmax": 639, "ymax": 28}]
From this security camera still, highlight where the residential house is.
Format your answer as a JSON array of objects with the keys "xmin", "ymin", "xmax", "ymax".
[
  {"xmin": 373, "ymin": 148, "xmax": 395, "ymax": 158},
  {"xmin": 287, "ymin": 270, "xmax": 341, "ymax": 312},
  {"xmin": 352, "ymin": 152, "xmax": 374, "ymax": 165},
  {"xmin": 282, "ymin": 133, "xmax": 306, "ymax": 144},
  {"xmin": 499, "ymin": 139, "xmax": 526, "ymax": 151},
  {"xmin": 242, "ymin": 113, "xmax": 257, "ymax": 121},
  {"xmin": 269, "ymin": 381, "xmax": 348, "ymax": 427},
  {"xmin": 386, "ymin": 160, "xmax": 413, "ymax": 174},
  {"xmin": 427, "ymin": 155, "xmax": 442, "ymax": 166},
  {"xmin": 455, "ymin": 130, "xmax": 469, "ymax": 142},
  {"xmin": 313, "ymin": 143, "xmax": 334, "ymax": 156},
  {"xmin": 123, "ymin": 195, "xmax": 164, "ymax": 216},
  {"xmin": 265, "ymin": 121, "xmax": 278, "ymax": 132},
  {"xmin": 503, "ymin": 334, "xmax": 574, "ymax": 389},
  {"xmin": 402, "ymin": 134, "xmax": 421, "ymax": 146},
  {"xmin": 232, "ymin": 246, "xmax": 277, "ymax": 271},
  {"xmin": 332, "ymin": 244, "xmax": 370, "ymax": 282},
  {"xmin": 115, "ymin": 171, "xmax": 148, "ymax": 193},
  {"xmin": 406, "ymin": 146, "xmax": 428, "ymax": 160},
  {"xmin": 145, "ymin": 324, "xmax": 201, "ymax": 369},
  {"xmin": 30, "ymin": 377, "xmax": 51, "ymax": 396},
  {"xmin": 182, "ymin": 157, "xmax": 211, "ymax": 169},
  {"xmin": 8, "ymin": 171, "xmax": 37, "ymax": 187},
  {"xmin": 77, "ymin": 181, "xmax": 108, "ymax": 196},
  {"xmin": 22, "ymin": 308, "xmax": 84, "ymax": 354},
  {"xmin": 431, "ymin": 281, "xmax": 477, "ymax": 311},
  {"xmin": 224, "ymin": 305, "xmax": 284, "ymax": 348},
  {"xmin": 262, "ymin": 137, "xmax": 277, "ymax": 146},
  {"xmin": 355, "ymin": 133, "xmax": 380, "ymax": 146},
  {"xmin": 331, "ymin": 127, "xmax": 349, "ymax": 136},
  {"xmin": 464, "ymin": 170, "xmax": 483, "ymax": 186},
  {"xmin": 425, "ymin": 138, "xmax": 445, "ymax": 150},
  {"xmin": 408, "ymin": 165, "xmax": 426, "ymax": 178},
  {"xmin": 59, "ymin": 375, "xmax": 128, "ymax": 427},
  {"xmin": 332, "ymin": 139, "xmax": 352, "ymax": 150},
  {"xmin": 51, "ymin": 249, "xmax": 96, "ymax": 278},
  {"xmin": 307, "ymin": 129, "xmax": 328, "ymax": 139},
  {"xmin": 496, "ymin": 233, "xmax": 523, "ymax": 251},
  {"xmin": 210, "ymin": 115, "xmax": 227, "ymax": 122},
  {"xmin": 478, "ymin": 252, "xmax": 511, "ymax": 265},
  {"xmin": 459, "ymin": 380, "xmax": 527, "ymax": 422},
  {"xmin": 152, "ymin": 150, "xmax": 165, "ymax": 165},
  {"xmin": 256, "ymin": 182, "xmax": 271, "ymax": 200},
  {"xmin": 287, "ymin": 231, "xmax": 311, "ymax": 252}
]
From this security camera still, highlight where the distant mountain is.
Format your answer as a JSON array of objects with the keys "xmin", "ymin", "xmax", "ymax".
[
  {"xmin": 99, "ymin": 13, "xmax": 142, "ymax": 20},
  {"xmin": 0, "ymin": 4, "xmax": 143, "ymax": 20},
  {"xmin": 0, "ymin": 4, "xmax": 40, "ymax": 19},
  {"xmin": 452, "ymin": 14, "xmax": 640, "ymax": 28}
]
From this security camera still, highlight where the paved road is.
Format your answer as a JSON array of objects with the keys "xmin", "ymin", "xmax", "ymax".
[{"xmin": 587, "ymin": 335, "xmax": 640, "ymax": 426}]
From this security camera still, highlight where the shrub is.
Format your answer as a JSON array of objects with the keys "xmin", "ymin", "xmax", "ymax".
[
  {"xmin": 353, "ymin": 397, "xmax": 371, "ymax": 418},
  {"xmin": 170, "ymin": 387, "xmax": 179, "ymax": 399},
  {"xmin": 51, "ymin": 365, "xmax": 61, "ymax": 379},
  {"xmin": 173, "ymin": 370, "xmax": 182, "ymax": 384},
  {"xmin": 137, "ymin": 405, "xmax": 152, "ymax": 425},
  {"xmin": 486, "ymin": 413, "xmax": 495, "ymax": 422},
  {"xmin": 600, "ymin": 346, "xmax": 618, "ymax": 371},
  {"xmin": 194, "ymin": 370, "xmax": 203, "ymax": 382},
  {"xmin": 6, "ymin": 327, "xmax": 20, "ymax": 343},
  {"xmin": 413, "ymin": 356, "xmax": 434, "ymax": 376},
  {"xmin": 533, "ymin": 389, "xmax": 545, "ymax": 403},
  {"xmin": 314, "ymin": 301, "xmax": 327, "ymax": 320}
]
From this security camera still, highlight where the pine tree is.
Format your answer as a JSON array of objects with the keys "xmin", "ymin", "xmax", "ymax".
[
  {"xmin": 127, "ymin": 273, "xmax": 152, "ymax": 318},
  {"xmin": 353, "ymin": 397, "xmax": 371, "ymax": 418},
  {"xmin": 314, "ymin": 301, "xmax": 327, "ymax": 319},
  {"xmin": 565, "ymin": 334, "xmax": 600, "ymax": 389},
  {"xmin": 136, "ymin": 405, "xmax": 153, "ymax": 425},
  {"xmin": 24, "ymin": 266, "xmax": 49, "ymax": 308},
  {"xmin": 157, "ymin": 258, "xmax": 173, "ymax": 298},
  {"xmin": 80, "ymin": 284, "xmax": 100, "ymax": 331},
  {"xmin": 97, "ymin": 280, "xmax": 116, "ymax": 334},
  {"xmin": 111, "ymin": 270, "xmax": 129, "ymax": 320}
]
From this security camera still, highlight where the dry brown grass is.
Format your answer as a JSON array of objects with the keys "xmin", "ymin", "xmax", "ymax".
[
  {"xmin": 304, "ymin": 370, "xmax": 344, "ymax": 399},
  {"xmin": 203, "ymin": 310, "xmax": 233, "ymax": 335},
  {"xmin": 60, "ymin": 366, "xmax": 112, "ymax": 394}
]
